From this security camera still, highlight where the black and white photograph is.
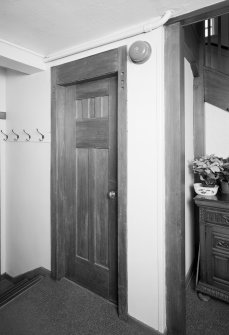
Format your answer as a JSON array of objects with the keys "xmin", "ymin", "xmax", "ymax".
[{"xmin": 0, "ymin": 1, "xmax": 229, "ymax": 334}]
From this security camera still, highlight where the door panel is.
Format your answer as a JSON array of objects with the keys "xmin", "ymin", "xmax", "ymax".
[
  {"xmin": 76, "ymin": 149, "xmax": 89, "ymax": 261},
  {"xmin": 66, "ymin": 77, "xmax": 118, "ymax": 303},
  {"xmin": 75, "ymin": 119, "xmax": 109, "ymax": 148}
]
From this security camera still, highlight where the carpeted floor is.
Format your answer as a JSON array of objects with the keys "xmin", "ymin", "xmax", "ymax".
[
  {"xmin": 1, "ymin": 275, "xmax": 229, "ymax": 335},
  {"xmin": 0, "ymin": 279, "xmax": 12, "ymax": 294},
  {"xmin": 186, "ymin": 283, "xmax": 229, "ymax": 335},
  {"xmin": 0, "ymin": 277, "xmax": 155, "ymax": 335}
]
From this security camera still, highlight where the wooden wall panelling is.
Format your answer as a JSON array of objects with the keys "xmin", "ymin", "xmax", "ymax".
[
  {"xmin": 165, "ymin": 22, "xmax": 186, "ymax": 335},
  {"xmin": 204, "ymin": 66, "xmax": 229, "ymax": 111}
]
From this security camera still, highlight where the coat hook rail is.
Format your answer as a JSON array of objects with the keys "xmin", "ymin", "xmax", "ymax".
[{"xmin": 0, "ymin": 129, "xmax": 50, "ymax": 142}]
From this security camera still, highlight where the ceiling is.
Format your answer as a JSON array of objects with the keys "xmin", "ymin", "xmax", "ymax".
[{"xmin": 0, "ymin": 0, "xmax": 225, "ymax": 57}]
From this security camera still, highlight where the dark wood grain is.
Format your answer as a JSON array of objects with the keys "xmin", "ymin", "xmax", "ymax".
[
  {"xmin": 193, "ymin": 22, "xmax": 205, "ymax": 159},
  {"xmin": 51, "ymin": 67, "xmax": 67, "ymax": 280},
  {"xmin": 67, "ymin": 76, "xmax": 118, "ymax": 304},
  {"xmin": 51, "ymin": 46, "xmax": 127, "ymax": 317},
  {"xmin": 75, "ymin": 118, "xmax": 109, "ymax": 148},
  {"xmin": 55, "ymin": 49, "xmax": 119, "ymax": 86},
  {"xmin": 195, "ymin": 196, "xmax": 229, "ymax": 302},
  {"xmin": 167, "ymin": 1, "xmax": 229, "ymax": 26},
  {"xmin": 93, "ymin": 149, "xmax": 109, "ymax": 267},
  {"xmin": 63, "ymin": 85, "xmax": 77, "ymax": 278},
  {"xmin": 165, "ymin": 22, "xmax": 186, "ymax": 335},
  {"xmin": 117, "ymin": 46, "xmax": 128, "ymax": 320},
  {"xmin": 184, "ymin": 24, "xmax": 200, "ymax": 77},
  {"xmin": 76, "ymin": 149, "xmax": 89, "ymax": 260},
  {"xmin": 75, "ymin": 78, "xmax": 109, "ymax": 100}
]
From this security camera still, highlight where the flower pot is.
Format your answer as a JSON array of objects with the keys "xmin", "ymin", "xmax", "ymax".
[
  {"xmin": 220, "ymin": 181, "xmax": 229, "ymax": 194},
  {"xmin": 194, "ymin": 183, "xmax": 219, "ymax": 196}
]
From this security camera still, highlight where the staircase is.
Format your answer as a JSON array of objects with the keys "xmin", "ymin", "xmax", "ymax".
[
  {"xmin": 204, "ymin": 15, "xmax": 229, "ymax": 111},
  {"xmin": 0, "ymin": 272, "xmax": 43, "ymax": 308},
  {"xmin": 204, "ymin": 66, "xmax": 229, "ymax": 111}
]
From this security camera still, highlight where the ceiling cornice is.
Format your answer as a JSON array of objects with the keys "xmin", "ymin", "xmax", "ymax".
[{"xmin": 0, "ymin": 38, "xmax": 46, "ymax": 74}]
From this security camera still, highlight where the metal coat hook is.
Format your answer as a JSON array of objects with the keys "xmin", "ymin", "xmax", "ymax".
[
  {"xmin": 23, "ymin": 129, "xmax": 31, "ymax": 141},
  {"xmin": 0, "ymin": 130, "xmax": 8, "ymax": 141},
  {"xmin": 12, "ymin": 129, "xmax": 19, "ymax": 141},
  {"xmin": 36, "ymin": 128, "xmax": 44, "ymax": 141}
]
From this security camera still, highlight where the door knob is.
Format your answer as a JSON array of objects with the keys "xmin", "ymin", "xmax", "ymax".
[{"xmin": 108, "ymin": 190, "xmax": 116, "ymax": 199}]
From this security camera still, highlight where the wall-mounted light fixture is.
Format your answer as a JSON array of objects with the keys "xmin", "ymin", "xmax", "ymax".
[{"xmin": 129, "ymin": 41, "xmax": 152, "ymax": 64}]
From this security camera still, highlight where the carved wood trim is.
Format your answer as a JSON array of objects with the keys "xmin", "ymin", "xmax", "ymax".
[{"xmin": 197, "ymin": 281, "xmax": 229, "ymax": 303}]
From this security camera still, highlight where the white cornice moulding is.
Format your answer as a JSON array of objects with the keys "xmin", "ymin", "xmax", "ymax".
[
  {"xmin": 44, "ymin": 10, "xmax": 174, "ymax": 63},
  {"xmin": 0, "ymin": 39, "xmax": 46, "ymax": 74}
]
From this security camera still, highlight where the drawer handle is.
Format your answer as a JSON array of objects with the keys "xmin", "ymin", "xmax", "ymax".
[
  {"xmin": 223, "ymin": 215, "xmax": 229, "ymax": 224},
  {"xmin": 216, "ymin": 240, "xmax": 229, "ymax": 249}
]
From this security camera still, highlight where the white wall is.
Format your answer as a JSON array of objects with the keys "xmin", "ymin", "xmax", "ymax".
[
  {"xmin": 5, "ymin": 70, "xmax": 51, "ymax": 276},
  {"xmin": 0, "ymin": 68, "xmax": 6, "ymax": 274},
  {"xmin": 184, "ymin": 59, "xmax": 195, "ymax": 276},
  {"xmin": 3, "ymin": 29, "xmax": 165, "ymax": 332},
  {"xmin": 205, "ymin": 102, "xmax": 229, "ymax": 157},
  {"xmin": 126, "ymin": 31, "xmax": 165, "ymax": 331}
]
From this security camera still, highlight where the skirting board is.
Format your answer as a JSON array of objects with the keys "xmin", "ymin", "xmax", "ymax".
[
  {"xmin": 128, "ymin": 315, "xmax": 166, "ymax": 335},
  {"xmin": 0, "ymin": 267, "xmax": 51, "ymax": 283}
]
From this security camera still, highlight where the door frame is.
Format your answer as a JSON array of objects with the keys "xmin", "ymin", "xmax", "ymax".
[
  {"xmin": 165, "ymin": 2, "xmax": 229, "ymax": 334},
  {"xmin": 51, "ymin": 46, "xmax": 128, "ymax": 319}
]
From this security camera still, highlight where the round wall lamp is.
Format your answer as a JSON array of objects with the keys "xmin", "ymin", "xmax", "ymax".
[{"xmin": 129, "ymin": 41, "xmax": 152, "ymax": 64}]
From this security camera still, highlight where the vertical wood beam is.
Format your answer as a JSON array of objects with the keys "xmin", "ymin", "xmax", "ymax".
[
  {"xmin": 193, "ymin": 22, "xmax": 205, "ymax": 159},
  {"xmin": 117, "ymin": 46, "xmax": 128, "ymax": 320},
  {"xmin": 165, "ymin": 22, "xmax": 186, "ymax": 335},
  {"xmin": 51, "ymin": 68, "xmax": 67, "ymax": 279}
]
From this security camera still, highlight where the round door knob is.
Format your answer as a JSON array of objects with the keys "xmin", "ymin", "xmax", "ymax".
[{"xmin": 108, "ymin": 190, "xmax": 116, "ymax": 199}]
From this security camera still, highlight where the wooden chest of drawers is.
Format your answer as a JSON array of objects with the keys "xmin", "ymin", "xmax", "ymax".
[{"xmin": 194, "ymin": 194, "xmax": 229, "ymax": 302}]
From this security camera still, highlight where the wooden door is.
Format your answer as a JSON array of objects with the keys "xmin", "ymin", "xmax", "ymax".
[{"xmin": 66, "ymin": 77, "xmax": 118, "ymax": 303}]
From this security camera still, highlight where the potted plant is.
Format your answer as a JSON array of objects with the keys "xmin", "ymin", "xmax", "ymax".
[
  {"xmin": 218, "ymin": 158, "xmax": 229, "ymax": 194},
  {"xmin": 192, "ymin": 154, "xmax": 223, "ymax": 196}
]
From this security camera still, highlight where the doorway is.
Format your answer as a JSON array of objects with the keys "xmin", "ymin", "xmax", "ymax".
[
  {"xmin": 51, "ymin": 47, "xmax": 127, "ymax": 318},
  {"xmin": 165, "ymin": 2, "xmax": 229, "ymax": 335}
]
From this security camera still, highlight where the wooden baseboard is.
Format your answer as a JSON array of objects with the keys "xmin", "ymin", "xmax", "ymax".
[
  {"xmin": 127, "ymin": 315, "xmax": 165, "ymax": 335},
  {"xmin": 0, "ymin": 267, "xmax": 51, "ymax": 283}
]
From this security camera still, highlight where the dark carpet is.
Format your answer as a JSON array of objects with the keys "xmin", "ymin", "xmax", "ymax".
[
  {"xmin": 0, "ymin": 279, "xmax": 12, "ymax": 294},
  {"xmin": 186, "ymin": 283, "xmax": 229, "ymax": 335},
  {"xmin": 0, "ymin": 277, "xmax": 155, "ymax": 335}
]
